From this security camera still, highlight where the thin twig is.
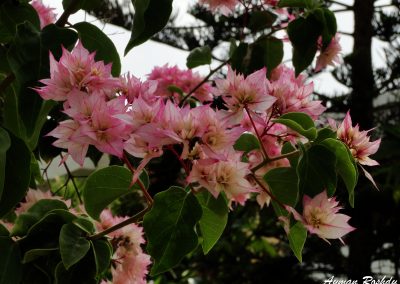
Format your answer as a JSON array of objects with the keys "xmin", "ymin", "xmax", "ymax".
[
  {"xmin": 249, "ymin": 173, "xmax": 286, "ymax": 209},
  {"xmin": 60, "ymin": 154, "xmax": 83, "ymax": 204},
  {"xmin": 326, "ymin": 0, "xmax": 352, "ymax": 9},
  {"xmin": 88, "ymin": 206, "xmax": 151, "ymax": 240},
  {"xmin": 250, "ymin": 150, "xmax": 300, "ymax": 172},
  {"xmin": 122, "ymin": 154, "xmax": 153, "ymax": 205},
  {"xmin": 244, "ymin": 107, "xmax": 270, "ymax": 160}
]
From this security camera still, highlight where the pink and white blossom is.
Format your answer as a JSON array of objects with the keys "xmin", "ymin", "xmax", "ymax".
[
  {"xmin": 335, "ymin": 111, "xmax": 381, "ymax": 166},
  {"xmin": 286, "ymin": 191, "xmax": 355, "ymax": 243},
  {"xmin": 315, "ymin": 34, "xmax": 342, "ymax": 72},
  {"xmin": 199, "ymin": 0, "xmax": 239, "ymax": 16}
]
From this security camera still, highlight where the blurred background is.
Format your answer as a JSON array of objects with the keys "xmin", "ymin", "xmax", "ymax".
[{"xmin": 41, "ymin": 0, "xmax": 400, "ymax": 282}]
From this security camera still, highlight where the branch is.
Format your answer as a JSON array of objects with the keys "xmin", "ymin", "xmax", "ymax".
[
  {"xmin": 326, "ymin": 0, "xmax": 352, "ymax": 9},
  {"xmin": 88, "ymin": 206, "xmax": 151, "ymax": 240},
  {"xmin": 123, "ymin": 154, "xmax": 153, "ymax": 205},
  {"xmin": 179, "ymin": 59, "xmax": 228, "ymax": 106},
  {"xmin": 55, "ymin": 0, "xmax": 81, "ymax": 27}
]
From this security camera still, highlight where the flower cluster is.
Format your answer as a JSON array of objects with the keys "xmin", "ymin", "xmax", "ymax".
[
  {"xmin": 98, "ymin": 210, "xmax": 151, "ymax": 284},
  {"xmin": 36, "ymin": 41, "xmax": 381, "ymax": 244}
]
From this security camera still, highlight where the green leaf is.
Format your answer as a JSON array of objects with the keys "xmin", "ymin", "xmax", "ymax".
[
  {"xmin": 273, "ymin": 112, "xmax": 317, "ymax": 140},
  {"xmin": 0, "ymin": 128, "xmax": 11, "ymax": 199},
  {"xmin": 0, "ymin": 236, "xmax": 22, "ymax": 284},
  {"xmin": 144, "ymin": 186, "xmax": 202, "ymax": 275},
  {"xmin": 59, "ymin": 223, "xmax": 91, "ymax": 270},
  {"xmin": 11, "ymin": 199, "xmax": 68, "ymax": 236},
  {"xmin": 321, "ymin": 139, "xmax": 358, "ymax": 207},
  {"xmin": 248, "ymin": 10, "xmax": 277, "ymax": 31},
  {"xmin": 0, "ymin": 46, "xmax": 11, "ymax": 73},
  {"xmin": 0, "ymin": 224, "xmax": 9, "ymax": 236},
  {"xmin": 315, "ymin": 127, "xmax": 337, "ymax": 143},
  {"xmin": 7, "ymin": 22, "xmax": 42, "ymax": 137},
  {"xmin": 186, "ymin": 46, "xmax": 212, "ymax": 69},
  {"xmin": 0, "ymin": 133, "xmax": 31, "ymax": 218},
  {"xmin": 73, "ymin": 22, "xmax": 121, "ymax": 76},
  {"xmin": 125, "ymin": 0, "xmax": 173, "ymax": 55},
  {"xmin": 83, "ymin": 166, "xmax": 148, "ymax": 220},
  {"xmin": 0, "ymin": 2, "xmax": 40, "ymax": 43},
  {"xmin": 62, "ymin": 0, "xmax": 103, "ymax": 14},
  {"xmin": 249, "ymin": 36, "xmax": 284, "ymax": 76},
  {"xmin": 297, "ymin": 145, "xmax": 337, "ymax": 197},
  {"xmin": 278, "ymin": 0, "xmax": 308, "ymax": 8},
  {"xmin": 90, "ymin": 239, "xmax": 112, "ymax": 275},
  {"xmin": 263, "ymin": 167, "xmax": 299, "ymax": 209},
  {"xmin": 288, "ymin": 222, "xmax": 307, "ymax": 262},
  {"xmin": 2, "ymin": 77, "xmax": 27, "ymax": 140},
  {"xmin": 22, "ymin": 247, "xmax": 58, "ymax": 264},
  {"xmin": 281, "ymin": 142, "xmax": 298, "ymax": 167},
  {"xmin": 234, "ymin": 133, "xmax": 260, "ymax": 154},
  {"xmin": 72, "ymin": 217, "xmax": 95, "ymax": 234},
  {"xmin": 312, "ymin": 8, "xmax": 337, "ymax": 47},
  {"xmin": 196, "ymin": 191, "xmax": 228, "ymax": 254},
  {"xmin": 287, "ymin": 16, "xmax": 322, "ymax": 75},
  {"xmin": 230, "ymin": 42, "xmax": 249, "ymax": 74}
]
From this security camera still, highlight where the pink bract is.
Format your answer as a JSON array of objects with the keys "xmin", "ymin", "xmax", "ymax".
[
  {"xmin": 286, "ymin": 191, "xmax": 355, "ymax": 243},
  {"xmin": 30, "ymin": 0, "xmax": 56, "ymax": 29}
]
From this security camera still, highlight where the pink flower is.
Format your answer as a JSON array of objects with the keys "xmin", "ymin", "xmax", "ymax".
[
  {"xmin": 188, "ymin": 152, "xmax": 254, "ymax": 205},
  {"xmin": 315, "ymin": 34, "xmax": 342, "ymax": 72},
  {"xmin": 215, "ymin": 66, "xmax": 276, "ymax": 123},
  {"xmin": 98, "ymin": 210, "xmax": 151, "ymax": 284},
  {"xmin": 199, "ymin": 0, "xmax": 239, "ymax": 15},
  {"xmin": 335, "ymin": 111, "xmax": 381, "ymax": 166},
  {"xmin": 47, "ymin": 120, "xmax": 91, "ymax": 166},
  {"xmin": 30, "ymin": 0, "xmax": 56, "ymax": 29},
  {"xmin": 268, "ymin": 65, "xmax": 325, "ymax": 119},
  {"xmin": 148, "ymin": 65, "xmax": 212, "ymax": 103},
  {"xmin": 36, "ymin": 41, "xmax": 120, "ymax": 101},
  {"xmin": 286, "ymin": 191, "xmax": 355, "ymax": 243},
  {"xmin": 119, "ymin": 74, "xmax": 158, "ymax": 103}
]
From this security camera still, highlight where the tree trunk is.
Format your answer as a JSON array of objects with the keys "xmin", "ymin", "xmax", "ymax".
[
  {"xmin": 348, "ymin": 0, "xmax": 376, "ymax": 129},
  {"xmin": 347, "ymin": 0, "xmax": 376, "ymax": 281}
]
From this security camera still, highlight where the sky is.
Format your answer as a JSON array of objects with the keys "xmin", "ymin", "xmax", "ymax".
[{"xmin": 40, "ymin": 0, "xmax": 393, "ymax": 174}]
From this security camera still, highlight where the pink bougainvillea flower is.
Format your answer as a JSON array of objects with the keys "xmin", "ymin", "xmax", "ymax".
[
  {"xmin": 119, "ymin": 73, "xmax": 158, "ymax": 103},
  {"xmin": 315, "ymin": 34, "xmax": 342, "ymax": 72},
  {"xmin": 268, "ymin": 65, "xmax": 325, "ymax": 119},
  {"xmin": 199, "ymin": 108, "xmax": 243, "ymax": 159},
  {"xmin": 215, "ymin": 66, "xmax": 276, "ymax": 123},
  {"xmin": 30, "ymin": 0, "xmax": 56, "ymax": 29},
  {"xmin": 148, "ymin": 64, "xmax": 213, "ymax": 103},
  {"xmin": 335, "ymin": 111, "xmax": 381, "ymax": 167},
  {"xmin": 188, "ymin": 152, "xmax": 254, "ymax": 205},
  {"xmin": 36, "ymin": 42, "xmax": 119, "ymax": 101},
  {"xmin": 98, "ymin": 210, "xmax": 151, "ymax": 284},
  {"xmin": 286, "ymin": 191, "xmax": 355, "ymax": 243},
  {"xmin": 199, "ymin": 0, "xmax": 239, "ymax": 16},
  {"xmin": 47, "ymin": 119, "xmax": 91, "ymax": 166}
]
